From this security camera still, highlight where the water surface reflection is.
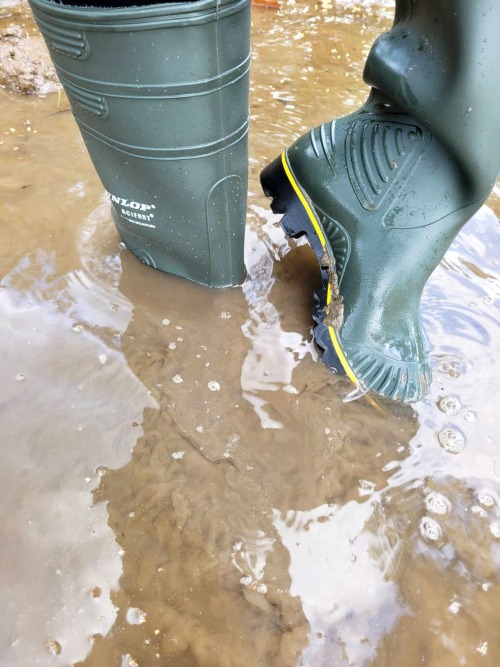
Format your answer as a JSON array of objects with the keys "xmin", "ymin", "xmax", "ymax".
[{"xmin": 0, "ymin": 215, "xmax": 156, "ymax": 666}]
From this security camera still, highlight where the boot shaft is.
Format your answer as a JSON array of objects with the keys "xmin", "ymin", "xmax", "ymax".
[
  {"xmin": 28, "ymin": 0, "xmax": 251, "ymax": 287},
  {"xmin": 364, "ymin": 0, "xmax": 500, "ymax": 200}
]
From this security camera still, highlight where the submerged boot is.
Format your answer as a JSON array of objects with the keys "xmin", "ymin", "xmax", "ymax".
[
  {"xmin": 261, "ymin": 0, "xmax": 499, "ymax": 403},
  {"xmin": 28, "ymin": 0, "xmax": 251, "ymax": 287}
]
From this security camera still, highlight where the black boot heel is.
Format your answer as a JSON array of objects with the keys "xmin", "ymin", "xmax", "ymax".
[{"xmin": 260, "ymin": 153, "xmax": 326, "ymax": 261}]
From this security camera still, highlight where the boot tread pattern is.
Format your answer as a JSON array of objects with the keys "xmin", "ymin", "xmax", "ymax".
[
  {"xmin": 341, "ymin": 338, "xmax": 430, "ymax": 402},
  {"xmin": 347, "ymin": 118, "xmax": 426, "ymax": 212}
]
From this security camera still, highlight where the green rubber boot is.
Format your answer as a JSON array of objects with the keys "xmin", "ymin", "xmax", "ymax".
[
  {"xmin": 28, "ymin": 0, "xmax": 250, "ymax": 287},
  {"xmin": 261, "ymin": 0, "xmax": 500, "ymax": 402}
]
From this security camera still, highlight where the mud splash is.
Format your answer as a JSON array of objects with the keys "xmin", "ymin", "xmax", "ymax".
[{"xmin": 1, "ymin": 1, "xmax": 499, "ymax": 666}]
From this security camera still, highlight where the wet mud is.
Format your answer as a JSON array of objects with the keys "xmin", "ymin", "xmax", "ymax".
[
  {"xmin": 1, "ymin": 1, "xmax": 500, "ymax": 666},
  {"xmin": 0, "ymin": 2, "xmax": 59, "ymax": 94}
]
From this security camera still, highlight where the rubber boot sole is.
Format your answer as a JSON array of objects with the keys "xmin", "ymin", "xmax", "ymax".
[{"xmin": 260, "ymin": 152, "xmax": 358, "ymax": 387}]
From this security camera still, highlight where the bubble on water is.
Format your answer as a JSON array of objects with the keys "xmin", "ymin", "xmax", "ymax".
[
  {"xmin": 476, "ymin": 491, "xmax": 496, "ymax": 508},
  {"xmin": 438, "ymin": 395, "xmax": 462, "ymax": 416},
  {"xmin": 489, "ymin": 523, "xmax": 500, "ymax": 539},
  {"xmin": 219, "ymin": 311, "xmax": 231, "ymax": 319},
  {"xmin": 126, "ymin": 607, "xmax": 147, "ymax": 625},
  {"xmin": 419, "ymin": 516, "xmax": 443, "ymax": 542},
  {"xmin": 98, "ymin": 354, "xmax": 107, "ymax": 365},
  {"xmin": 175, "ymin": 325, "xmax": 183, "ymax": 331},
  {"xmin": 471, "ymin": 505, "xmax": 488, "ymax": 518},
  {"xmin": 161, "ymin": 318, "xmax": 170, "ymax": 326},
  {"xmin": 208, "ymin": 380, "xmax": 220, "ymax": 392},
  {"xmin": 168, "ymin": 342, "xmax": 176, "ymax": 350},
  {"xmin": 324, "ymin": 427, "xmax": 331, "ymax": 436},
  {"xmin": 15, "ymin": 373, "xmax": 25, "ymax": 381},
  {"xmin": 476, "ymin": 641, "xmax": 488, "ymax": 656},
  {"xmin": 425, "ymin": 492, "xmax": 451, "ymax": 516},
  {"xmin": 256, "ymin": 583, "xmax": 267, "ymax": 594},
  {"xmin": 464, "ymin": 411, "xmax": 476, "ymax": 423},
  {"xmin": 481, "ymin": 296, "xmax": 493, "ymax": 305},
  {"xmin": 172, "ymin": 375, "xmax": 183, "ymax": 384},
  {"xmin": 77, "ymin": 424, "xmax": 84, "ymax": 432},
  {"xmin": 196, "ymin": 425, "xmax": 204, "ymax": 433},
  {"xmin": 240, "ymin": 575, "xmax": 252, "ymax": 586},
  {"xmin": 171, "ymin": 451, "xmax": 185, "ymax": 461},
  {"xmin": 358, "ymin": 480, "xmax": 375, "ymax": 496},
  {"xmin": 438, "ymin": 428, "xmax": 465, "ymax": 453},
  {"xmin": 122, "ymin": 655, "xmax": 139, "ymax": 667},
  {"xmin": 46, "ymin": 639, "xmax": 62, "ymax": 656},
  {"xmin": 448, "ymin": 600, "xmax": 461, "ymax": 615},
  {"xmin": 437, "ymin": 361, "xmax": 462, "ymax": 378},
  {"xmin": 72, "ymin": 323, "xmax": 84, "ymax": 333}
]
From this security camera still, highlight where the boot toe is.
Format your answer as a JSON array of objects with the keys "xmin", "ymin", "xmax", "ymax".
[{"xmin": 340, "ymin": 337, "xmax": 431, "ymax": 403}]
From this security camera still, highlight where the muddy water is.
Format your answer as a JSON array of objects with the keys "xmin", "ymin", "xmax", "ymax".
[{"xmin": 1, "ymin": 1, "xmax": 500, "ymax": 666}]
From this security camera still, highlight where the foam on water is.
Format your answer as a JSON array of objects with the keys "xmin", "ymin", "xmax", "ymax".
[
  {"xmin": 438, "ymin": 395, "xmax": 462, "ymax": 416},
  {"xmin": 419, "ymin": 516, "xmax": 443, "ymax": 542},
  {"xmin": 476, "ymin": 642, "xmax": 489, "ymax": 656},
  {"xmin": 46, "ymin": 639, "xmax": 62, "ymax": 656},
  {"xmin": 489, "ymin": 523, "xmax": 500, "ymax": 539},
  {"xmin": 126, "ymin": 607, "xmax": 146, "ymax": 625},
  {"xmin": 425, "ymin": 492, "xmax": 452, "ymax": 516},
  {"xmin": 438, "ymin": 428, "xmax": 465, "ymax": 453},
  {"xmin": 476, "ymin": 491, "xmax": 496, "ymax": 508},
  {"xmin": 471, "ymin": 505, "xmax": 488, "ymax": 518},
  {"xmin": 208, "ymin": 380, "xmax": 221, "ymax": 391},
  {"xmin": 448, "ymin": 600, "xmax": 461, "ymax": 615}
]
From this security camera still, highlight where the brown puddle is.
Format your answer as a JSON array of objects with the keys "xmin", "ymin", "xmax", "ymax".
[{"xmin": 1, "ymin": 1, "xmax": 500, "ymax": 666}]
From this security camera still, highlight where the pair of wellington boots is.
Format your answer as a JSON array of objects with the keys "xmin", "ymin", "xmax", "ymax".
[{"xmin": 29, "ymin": 0, "xmax": 499, "ymax": 403}]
